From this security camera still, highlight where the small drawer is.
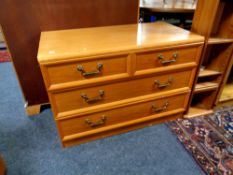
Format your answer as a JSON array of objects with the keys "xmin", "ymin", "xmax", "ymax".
[
  {"xmin": 57, "ymin": 93, "xmax": 188, "ymax": 139},
  {"xmin": 136, "ymin": 46, "xmax": 198, "ymax": 72},
  {"xmin": 52, "ymin": 69, "xmax": 193, "ymax": 115},
  {"xmin": 44, "ymin": 55, "xmax": 128, "ymax": 88}
]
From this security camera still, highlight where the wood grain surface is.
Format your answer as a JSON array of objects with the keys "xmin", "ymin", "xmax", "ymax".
[
  {"xmin": 38, "ymin": 22, "xmax": 204, "ymax": 63},
  {"xmin": 37, "ymin": 22, "xmax": 204, "ymax": 147}
]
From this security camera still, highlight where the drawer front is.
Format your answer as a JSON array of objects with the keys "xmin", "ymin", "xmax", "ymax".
[
  {"xmin": 45, "ymin": 55, "xmax": 128, "ymax": 87},
  {"xmin": 57, "ymin": 93, "xmax": 188, "ymax": 139},
  {"xmin": 52, "ymin": 69, "xmax": 193, "ymax": 114},
  {"xmin": 136, "ymin": 46, "xmax": 198, "ymax": 72}
]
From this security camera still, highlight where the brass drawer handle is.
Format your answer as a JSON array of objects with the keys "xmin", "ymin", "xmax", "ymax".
[
  {"xmin": 152, "ymin": 101, "xmax": 169, "ymax": 113},
  {"xmin": 81, "ymin": 90, "xmax": 105, "ymax": 103},
  {"xmin": 85, "ymin": 115, "xmax": 107, "ymax": 128},
  {"xmin": 154, "ymin": 77, "xmax": 173, "ymax": 88},
  {"xmin": 77, "ymin": 63, "xmax": 103, "ymax": 77},
  {"xmin": 158, "ymin": 52, "xmax": 178, "ymax": 65}
]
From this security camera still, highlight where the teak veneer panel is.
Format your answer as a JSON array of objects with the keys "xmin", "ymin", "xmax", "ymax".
[
  {"xmin": 38, "ymin": 22, "xmax": 204, "ymax": 64},
  {"xmin": 38, "ymin": 22, "xmax": 204, "ymax": 147}
]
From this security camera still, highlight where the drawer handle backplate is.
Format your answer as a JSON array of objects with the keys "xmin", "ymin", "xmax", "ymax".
[
  {"xmin": 85, "ymin": 115, "xmax": 107, "ymax": 128},
  {"xmin": 158, "ymin": 53, "xmax": 178, "ymax": 65},
  {"xmin": 81, "ymin": 90, "xmax": 105, "ymax": 103},
  {"xmin": 154, "ymin": 77, "xmax": 173, "ymax": 88},
  {"xmin": 152, "ymin": 101, "xmax": 169, "ymax": 113},
  {"xmin": 77, "ymin": 63, "xmax": 103, "ymax": 77}
]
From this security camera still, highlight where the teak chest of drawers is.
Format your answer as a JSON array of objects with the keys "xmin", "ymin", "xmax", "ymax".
[{"xmin": 37, "ymin": 22, "xmax": 204, "ymax": 147}]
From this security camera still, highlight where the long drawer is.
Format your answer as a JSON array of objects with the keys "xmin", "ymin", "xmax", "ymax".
[
  {"xmin": 61, "ymin": 112, "xmax": 183, "ymax": 147},
  {"xmin": 51, "ymin": 69, "xmax": 193, "ymax": 115},
  {"xmin": 57, "ymin": 92, "xmax": 189, "ymax": 143},
  {"xmin": 136, "ymin": 46, "xmax": 198, "ymax": 73}
]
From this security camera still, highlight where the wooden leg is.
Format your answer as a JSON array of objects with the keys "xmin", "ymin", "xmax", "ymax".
[
  {"xmin": 0, "ymin": 155, "xmax": 5, "ymax": 175},
  {"xmin": 24, "ymin": 103, "xmax": 49, "ymax": 116}
]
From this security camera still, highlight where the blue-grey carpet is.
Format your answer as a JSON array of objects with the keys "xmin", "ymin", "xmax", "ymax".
[{"xmin": 0, "ymin": 62, "xmax": 203, "ymax": 175}]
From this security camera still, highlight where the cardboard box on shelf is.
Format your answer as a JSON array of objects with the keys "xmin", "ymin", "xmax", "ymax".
[{"xmin": 0, "ymin": 30, "xmax": 4, "ymax": 43}]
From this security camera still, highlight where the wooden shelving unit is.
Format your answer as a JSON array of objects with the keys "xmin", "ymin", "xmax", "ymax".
[{"xmin": 187, "ymin": 0, "xmax": 233, "ymax": 117}]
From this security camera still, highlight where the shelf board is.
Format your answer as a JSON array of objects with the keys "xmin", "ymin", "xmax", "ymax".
[
  {"xmin": 194, "ymin": 82, "xmax": 219, "ymax": 93},
  {"xmin": 219, "ymin": 84, "xmax": 233, "ymax": 102},
  {"xmin": 184, "ymin": 107, "xmax": 213, "ymax": 119},
  {"xmin": 198, "ymin": 69, "xmax": 222, "ymax": 78},
  {"xmin": 208, "ymin": 37, "xmax": 233, "ymax": 44}
]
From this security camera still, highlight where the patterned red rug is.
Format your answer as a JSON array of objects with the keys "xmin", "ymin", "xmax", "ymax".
[
  {"xmin": 0, "ymin": 50, "xmax": 11, "ymax": 62},
  {"xmin": 168, "ymin": 107, "xmax": 233, "ymax": 175}
]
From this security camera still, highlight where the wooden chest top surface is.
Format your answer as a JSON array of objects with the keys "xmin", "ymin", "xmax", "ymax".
[{"xmin": 38, "ymin": 22, "xmax": 204, "ymax": 63}]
